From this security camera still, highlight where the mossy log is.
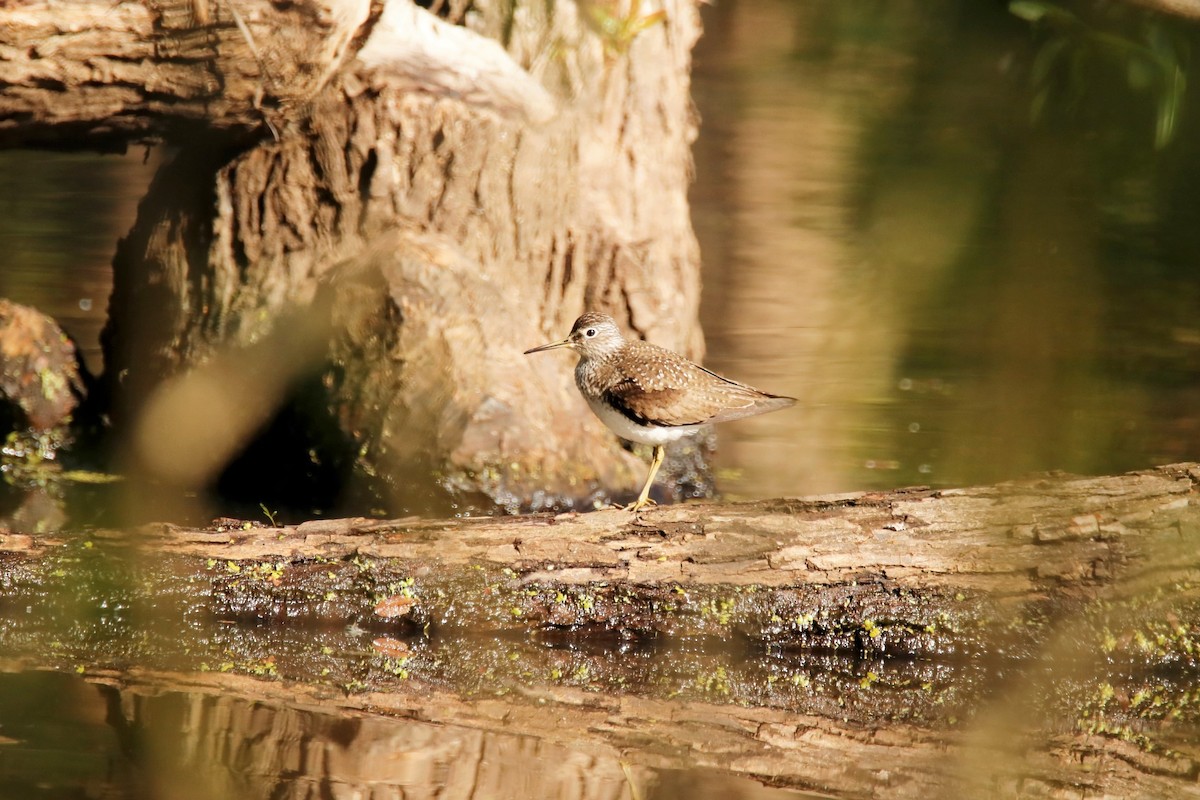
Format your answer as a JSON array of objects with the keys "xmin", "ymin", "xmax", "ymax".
[
  {"xmin": 158, "ymin": 462, "xmax": 1200, "ymax": 661},
  {"xmin": 4, "ymin": 463, "xmax": 1198, "ymax": 657},
  {"xmin": 2, "ymin": 465, "xmax": 1200, "ymax": 797}
]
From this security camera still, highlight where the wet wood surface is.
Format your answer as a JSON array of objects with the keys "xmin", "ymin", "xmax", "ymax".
[
  {"xmin": 1, "ymin": 463, "xmax": 1199, "ymax": 797},
  {"xmin": 14, "ymin": 461, "xmax": 1189, "ymax": 657}
]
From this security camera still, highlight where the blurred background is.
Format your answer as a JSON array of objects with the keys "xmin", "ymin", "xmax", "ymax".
[
  {"xmin": 3, "ymin": 0, "xmax": 1200, "ymax": 517},
  {"xmin": 693, "ymin": 0, "xmax": 1200, "ymax": 499}
]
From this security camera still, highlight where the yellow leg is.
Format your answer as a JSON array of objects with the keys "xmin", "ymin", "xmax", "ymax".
[{"xmin": 626, "ymin": 445, "xmax": 665, "ymax": 512}]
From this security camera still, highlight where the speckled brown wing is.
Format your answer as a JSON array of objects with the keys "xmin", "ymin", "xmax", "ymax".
[{"xmin": 602, "ymin": 341, "xmax": 795, "ymax": 428}]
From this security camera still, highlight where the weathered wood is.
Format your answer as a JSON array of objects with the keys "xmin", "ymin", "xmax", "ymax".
[
  {"xmin": 1, "ymin": 464, "xmax": 1198, "ymax": 797},
  {"xmin": 183, "ymin": 462, "xmax": 1200, "ymax": 650},
  {"xmin": 0, "ymin": 0, "xmax": 373, "ymax": 147},
  {"xmin": 0, "ymin": 0, "xmax": 705, "ymax": 508},
  {"xmin": 6, "ymin": 462, "xmax": 1199, "ymax": 659}
]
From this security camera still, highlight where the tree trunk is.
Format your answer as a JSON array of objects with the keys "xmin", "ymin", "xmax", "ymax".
[{"xmin": 1, "ymin": 0, "xmax": 704, "ymax": 513}]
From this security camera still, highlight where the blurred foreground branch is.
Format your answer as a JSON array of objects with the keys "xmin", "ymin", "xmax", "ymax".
[{"xmin": 1128, "ymin": 0, "xmax": 1200, "ymax": 19}]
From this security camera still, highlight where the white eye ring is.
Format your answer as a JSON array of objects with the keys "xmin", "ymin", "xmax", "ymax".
[{"xmin": 585, "ymin": 328, "xmax": 597, "ymax": 337}]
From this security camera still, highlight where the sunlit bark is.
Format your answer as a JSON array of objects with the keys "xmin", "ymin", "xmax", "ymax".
[{"xmin": 0, "ymin": 0, "xmax": 704, "ymax": 511}]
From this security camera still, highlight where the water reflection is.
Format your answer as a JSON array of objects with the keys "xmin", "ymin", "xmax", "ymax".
[
  {"xmin": 0, "ymin": 670, "xmax": 821, "ymax": 799},
  {"xmin": 693, "ymin": 0, "xmax": 1200, "ymax": 499},
  {"xmin": 0, "ymin": 150, "xmax": 158, "ymax": 376}
]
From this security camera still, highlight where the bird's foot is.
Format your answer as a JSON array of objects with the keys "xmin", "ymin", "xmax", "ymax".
[{"xmin": 621, "ymin": 497, "xmax": 658, "ymax": 513}]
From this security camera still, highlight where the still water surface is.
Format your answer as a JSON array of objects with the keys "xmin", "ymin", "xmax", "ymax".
[
  {"xmin": 0, "ymin": 651, "xmax": 1188, "ymax": 798},
  {"xmin": 0, "ymin": 669, "xmax": 823, "ymax": 799},
  {"xmin": 693, "ymin": 0, "xmax": 1200, "ymax": 500}
]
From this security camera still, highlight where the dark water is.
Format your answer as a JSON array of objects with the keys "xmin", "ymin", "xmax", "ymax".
[{"xmin": 0, "ymin": 150, "xmax": 159, "ymax": 377}]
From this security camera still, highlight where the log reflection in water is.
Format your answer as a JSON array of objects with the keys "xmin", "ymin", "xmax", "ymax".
[{"xmin": 0, "ymin": 670, "xmax": 817, "ymax": 800}]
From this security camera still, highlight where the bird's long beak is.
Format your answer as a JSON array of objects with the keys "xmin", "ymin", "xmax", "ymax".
[{"xmin": 523, "ymin": 337, "xmax": 572, "ymax": 355}]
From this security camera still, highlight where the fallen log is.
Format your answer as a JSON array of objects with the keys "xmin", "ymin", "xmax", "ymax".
[
  {"xmin": 1, "ymin": 463, "xmax": 1198, "ymax": 797},
  {"xmin": 8, "ymin": 461, "xmax": 1192, "ymax": 656}
]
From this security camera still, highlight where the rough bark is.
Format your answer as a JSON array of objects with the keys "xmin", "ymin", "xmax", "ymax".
[
  {"xmin": 0, "ymin": 0, "xmax": 373, "ymax": 146},
  {"xmin": 1, "ymin": 0, "xmax": 704, "ymax": 511}
]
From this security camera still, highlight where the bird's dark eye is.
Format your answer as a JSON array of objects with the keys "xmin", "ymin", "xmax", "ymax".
[{"xmin": 585, "ymin": 328, "xmax": 597, "ymax": 337}]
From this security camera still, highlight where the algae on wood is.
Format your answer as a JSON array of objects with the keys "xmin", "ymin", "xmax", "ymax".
[{"xmin": 2, "ymin": 464, "xmax": 1199, "ymax": 796}]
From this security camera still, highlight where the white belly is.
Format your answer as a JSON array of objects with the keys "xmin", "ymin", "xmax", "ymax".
[{"xmin": 585, "ymin": 395, "xmax": 700, "ymax": 446}]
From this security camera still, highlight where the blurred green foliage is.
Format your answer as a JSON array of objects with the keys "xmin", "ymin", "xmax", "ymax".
[
  {"xmin": 1011, "ymin": 0, "xmax": 1188, "ymax": 148},
  {"xmin": 580, "ymin": 0, "xmax": 666, "ymax": 57}
]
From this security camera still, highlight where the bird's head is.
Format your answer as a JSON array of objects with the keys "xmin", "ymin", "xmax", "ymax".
[{"xmin": 524, "ymin": 312, "xmax": 625, "ymax": 359}]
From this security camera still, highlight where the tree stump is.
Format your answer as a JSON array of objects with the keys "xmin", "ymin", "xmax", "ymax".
[{"xmin": 1, "ymin": 0, "xmax": 706, "ymax": 511}]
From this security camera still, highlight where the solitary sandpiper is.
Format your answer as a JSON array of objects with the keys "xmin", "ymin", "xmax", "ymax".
[{"xmin": 524, "ymin": 312, "xmax": 796, "ymax": 511}]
